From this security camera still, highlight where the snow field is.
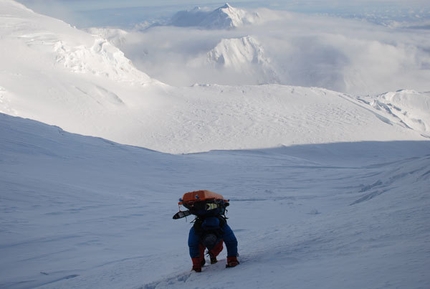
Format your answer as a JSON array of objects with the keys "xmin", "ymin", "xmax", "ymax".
[{"xmin": 1, "ymin": 113, "xmax": 430, "ymax": 288}]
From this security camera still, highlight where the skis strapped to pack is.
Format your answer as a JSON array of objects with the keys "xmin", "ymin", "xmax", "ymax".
[{"xmin": 172, "ymin": 210, "xmax": 192, "ymax": 219}]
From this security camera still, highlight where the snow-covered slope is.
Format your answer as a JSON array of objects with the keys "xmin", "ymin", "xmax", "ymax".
[
  {"xmin": 85, "ymin": 27, "xmax": 129, "ymax": 50},
  {"xmin": 168, "ymin": 3, "xmax": 260, "ymax": 30},
  {"xmin": 0, "ymin": 0, "xmax": 160, "ymax": 146},
  {"xmin": 205, "ymin": 36, "xmax": 266, "ymax": 67},
  {"xmin": 1, "ymin": 112, "xmax": 430, "ymax": 289},
  {"xmin": 358, "ymin": 90, "xmax": 430, "ymax": 138},
  {"xmin": 1, "ymin": 0, "xmax": 428, "ymax": 155},
  {"xmin": 0, "ymin": 1, "xmax": 151, "ymax": 84}
]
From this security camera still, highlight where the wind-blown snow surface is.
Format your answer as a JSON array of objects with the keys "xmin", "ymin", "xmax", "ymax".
[{"xmin": 1, "ymin": 113, "xmax": 430, "ymax": 289}]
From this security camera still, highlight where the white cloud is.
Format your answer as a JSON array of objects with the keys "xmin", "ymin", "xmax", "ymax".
[{"xmin": 111, "ymin": 6, "xmax": 429, "ymax": 94}]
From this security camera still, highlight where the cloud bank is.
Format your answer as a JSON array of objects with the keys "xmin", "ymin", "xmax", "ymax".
[
  {"xmin": 114, "ymin": 5, "xmax": 430, "ymax": 94},
  {"xmin": 16, "ymin": 0, "xmax": 430, "ymax": 95}
]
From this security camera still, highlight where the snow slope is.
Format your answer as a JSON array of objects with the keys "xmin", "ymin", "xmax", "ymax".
[
  {"xmin": 0, "ymin": 1, "xmax": 151, "ymax": 84},
  {"xmin": 358, "ymin": 90, "xmax": 430, "ymax": 138},
  {"xmin": 0, "ymin": 0, "xmax": 161, "ymax": 146},
  {"xmin": 0, "ymin": 0, "xmax": 429, "ymax": 155},
  {"xmin": 1, "ymin": 113, "xmax": 430, "ymax": 289}
]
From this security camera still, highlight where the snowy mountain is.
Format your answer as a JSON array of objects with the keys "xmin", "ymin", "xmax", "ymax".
[
  {"xmin": 168, "ymin": 3, "xmax": 260, "ymax": 29},
  {"xmin": 0, "ymin": 0, "xmax": 159, "ymax": 145},
  {"xmin": 188, "ymin": 36, "xmax": 279, "ymax": 84},
  {"xmin": 1, "ymin": 1, "xmax": 151, "ymax": 84}
]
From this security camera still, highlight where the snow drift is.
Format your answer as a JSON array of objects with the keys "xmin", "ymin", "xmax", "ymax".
[{"xmin": 358, "ymin": 90, "xmax": 430, "ymax": 138}]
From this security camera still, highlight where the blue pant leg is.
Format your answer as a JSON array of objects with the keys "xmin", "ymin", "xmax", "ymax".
[
  {"xmin": 188, "ymin": 227, "xmax": 201, "ymax": 258},
  {"xmin": 222, "ymin": 224, "xmax": 238, "ymax": 257}
]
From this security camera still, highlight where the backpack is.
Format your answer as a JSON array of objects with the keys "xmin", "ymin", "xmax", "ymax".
[{"xmin": 173, "ymin": 190, "xmax": 229, "ymax": 219}]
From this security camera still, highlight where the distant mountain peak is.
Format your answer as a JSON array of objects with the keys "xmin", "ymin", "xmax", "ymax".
[
  {"xmin": 188, "ymin": 35, "xmax": 280, "ymax": 84},
  {"xmin": 208, "ymin": 36, "xmax": 265, "ymax": 66},
  {"xmin": 168, "ymin": 3, "xmax": 260, "ymax": 30}
]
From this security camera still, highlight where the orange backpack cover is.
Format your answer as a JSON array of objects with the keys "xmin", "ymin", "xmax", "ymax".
[
  {"xmin": 179, "ymin": 190, "xmax": 228, "ymax": 206},
  {"xmin": 173, "ymin": 190, "xmax": 229, "ymax": 219}
]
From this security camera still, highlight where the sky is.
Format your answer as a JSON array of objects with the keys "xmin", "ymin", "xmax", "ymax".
[{"xmin": 17, "ymin": 0, "xmax": 430, "ymax": 27}]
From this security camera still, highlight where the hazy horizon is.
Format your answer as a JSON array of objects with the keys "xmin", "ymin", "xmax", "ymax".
[{"xmin": 16, "ymin": 0, "xmax": 430, "ymax": 28}]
